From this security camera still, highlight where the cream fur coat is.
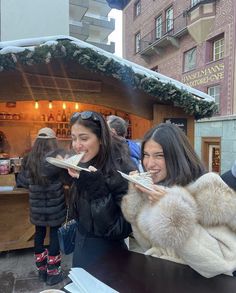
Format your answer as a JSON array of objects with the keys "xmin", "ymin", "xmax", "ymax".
[{"xmin": 121, "ymin": 172, "xmax": 236, "ymax": 278}]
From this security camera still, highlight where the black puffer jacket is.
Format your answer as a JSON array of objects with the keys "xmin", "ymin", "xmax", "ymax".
[
  {"xmin": 17, "ymin": 162, "xmax": 66, "ymax": 227},
  {"xmin": 73, "ymin": 168, "xmax": 132, "ymax": 240},
  {"xmin": 42, "ymin": 149, "xmax": 135, "ymax": 239}
]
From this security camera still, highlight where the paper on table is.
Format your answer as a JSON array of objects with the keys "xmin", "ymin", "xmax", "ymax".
[
  {"xmin": 117, "ymin": 170, "xmax": 155, "ymax": 192},
  {"xmin": 46, "ymin": 153, "xmax": 90, "ymax": 172},
  {"xmin": 0, "ymin": 186, "xmax": 14, "ymax": 192},
  {"xmin": 64, "ymin": 268, "xmax": 119, "ymax": 293}
]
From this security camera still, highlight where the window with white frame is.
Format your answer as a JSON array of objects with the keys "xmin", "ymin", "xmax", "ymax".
[
  {"xmin": 135, "ymin": 32, "xmax": 141, "ymax": 53},
  {"xmin": 191, "ymin": 0, "xmax": 201, "ymax": 7},
  {"xmin": 213, "ymin": 37, "xmax": 224, "ymax": 61},
  {"xmin": 166, "ymin": 6, "xmax": 173, "ymax": 32},
  {"xmin": 183, "ymin": 47, "xmax": 196, "ymax": 72},
  {"xmin": 134, "ymin": 1, "xmax": 141, "ymax": 17},
  {"xmin": 208, "ymin": 85, "xmax": 220, "ymax": 112},
  {"xmin": 155, "ymin": 15, "xmax": 162, "ymax": 39}
]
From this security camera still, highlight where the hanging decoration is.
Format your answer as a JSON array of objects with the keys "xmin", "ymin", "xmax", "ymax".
[{"xmin": 0, "ymin": 40, "xmax": 217, "ymax": 119}]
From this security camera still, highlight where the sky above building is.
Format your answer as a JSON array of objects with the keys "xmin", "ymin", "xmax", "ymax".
[{"xmin": 108, "ymin": 9, "xmax": 122, "ymax": 57}]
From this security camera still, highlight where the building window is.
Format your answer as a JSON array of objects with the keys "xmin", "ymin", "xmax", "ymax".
[
  {"xmin": 213, "ymin": 37, "xmax": 224, "ymax": 61},
  {"xmin": 191, "ymin": 0, "xmax": 200, "ymax": 7},
  {"xmin": 135, "ymin": 32, "xmax": 141, "ymax": 53},
  {"xmin": 183, "ymin": 47, "xmax": 196, "ymax": 72},
  {"xmin": 208, "ymin": 85, "xmax": 220, "ymax": 112},
  {"xmin": 155, "ymin": 15, "xmax": 162, "ymax": 39},
  {"xmin": 166, "ymin": 6, "xmax": 173, "ymax": 32},
  {"xmin": 134, "ymin": 1, "xmax": 141, "ymax": 17}
]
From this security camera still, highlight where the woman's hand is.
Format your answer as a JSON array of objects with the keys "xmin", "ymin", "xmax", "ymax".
[
  {"xmin": 68, "ymin": 168, "xmax": 80, "ymax": 179},
  {"xmin": 135, "ymin": 184, "xmax": 168, "ymax": 204},
  {"xmin": 88, "ymin": 166, "xmax": 97, "ymax": 172},
  {"xmin": 68, "ymin": 165, "xmax": 97, "ymax": 178}
]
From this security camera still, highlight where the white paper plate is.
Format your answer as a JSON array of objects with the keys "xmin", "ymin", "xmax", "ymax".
[
  {"xmin": 46, "ymin": 157, "xmax": 89, "ymax": 172},
  {"xmin": 117, "ymin": 170, "xmax": 155, "ymax": 192}
]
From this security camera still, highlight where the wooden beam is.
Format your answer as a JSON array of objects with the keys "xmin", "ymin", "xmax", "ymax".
[{"xmin": 23, "ymin": 73, "xmax": 102, "ymax": 92}]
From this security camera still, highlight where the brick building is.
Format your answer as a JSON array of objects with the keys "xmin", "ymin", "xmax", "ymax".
[{"xmin": 107, "ymin": 0, "xmax": 236, "ymax": 174}]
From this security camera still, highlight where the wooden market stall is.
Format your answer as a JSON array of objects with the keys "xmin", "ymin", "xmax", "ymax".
[{"xmin": 0, "ymin": 36, "xmax": 216, "ymax": 252}]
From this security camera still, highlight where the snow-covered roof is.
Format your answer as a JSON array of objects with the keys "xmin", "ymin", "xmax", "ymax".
[{"xmin": 0, "ymin": 35, "xmax": 216, "ymax": 119}]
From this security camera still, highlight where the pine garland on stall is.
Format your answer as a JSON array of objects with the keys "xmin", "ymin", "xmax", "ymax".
[{"xmin": 0, "ymin": 40, "xmax": 217, "ymax": 119}]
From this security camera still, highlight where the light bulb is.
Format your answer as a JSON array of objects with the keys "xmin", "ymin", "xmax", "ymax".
[
  {"xmin": 75, "ymin": 103, "xmax": 79, "ymax": 110},
  {"xmin": 49, "ymin": 101, "xmax": 52, "ymax": 109},
  {"xmin": 35, "ymin": 101, "xmax": 39, "ymax": 109},
  {"xmin": 62, "ymin": 102, "xmax": 66, "ymax": 109}
]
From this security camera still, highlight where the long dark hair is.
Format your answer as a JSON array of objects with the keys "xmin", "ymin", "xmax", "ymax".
[
  {"xmin": 26, "ymin": 138, "xmax": 58, "ymax": 185},
  {"xmin": 141, "ymin": 123, "xmax": 205, "ymax": 186},
  {"xmin": 70, "ymin": 111, "xmax": 131, "ymax": 174}
]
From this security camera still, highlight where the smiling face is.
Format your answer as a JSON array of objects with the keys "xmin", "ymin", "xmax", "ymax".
[
  {"xmin": 142, "ymin": 139, "xmax": 167, "ymax": 184},
  {"xmin": 71, "ymin": 123, "xmax": 100, "ymax": 163}
]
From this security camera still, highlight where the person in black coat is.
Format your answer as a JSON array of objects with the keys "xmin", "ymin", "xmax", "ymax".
[
  {"xmin": 16, "ymin": 127, "xmax": 66, "ymax": 286},
  {"xmin": 43, "ymin": 111, "xmax": 136, "ymax": 270},
  {"xmin": 221, "ymin": 160, "xmax": 236, "ymax": 191}
]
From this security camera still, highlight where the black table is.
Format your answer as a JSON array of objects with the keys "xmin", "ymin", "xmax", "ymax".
[{"xmin": 74, "ymin": 248, "xmax": 236, "ymax": 293}]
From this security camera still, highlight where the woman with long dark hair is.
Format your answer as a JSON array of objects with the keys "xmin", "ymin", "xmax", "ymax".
[
  {"xmin": 44, "ymin": 111, "xmax": 136, "ymax": 269},
  {"xmin": 122, "ymin": 123, "xmax": 236, "ymax": 278},
  {"xmin": 17, "ymin": 128, "xmax": 66, "ymax": 286}
]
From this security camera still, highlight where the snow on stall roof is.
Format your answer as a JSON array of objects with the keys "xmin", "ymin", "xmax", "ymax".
[{"xmin": 0, "ymin": 35, "xmax": 214, "ymax": 103}]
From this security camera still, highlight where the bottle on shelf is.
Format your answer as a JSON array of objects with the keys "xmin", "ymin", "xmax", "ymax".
[
  {"xmin": 56, "ymin": 110, "xmax": 62, "ymax": 122},
  {"xmin": 67, "ymin": 108, "xmax": 72, "ymax": 122},
  {"xmin": 66, "ymin": 129, "xmax": 71, "ymax": 137},
  {"xmin": 56, "ymin": 128, "xmax": 61, "ymax": 138},
  {"xmin": 61, "ymin": 128, "xmax": 66, "ymax": 138},
  {"xmin": 48, "ymin": 112, "xmax": 55, "ymax": 122},
  {"xmin": 41, "ymin": 114, "xmax": 46, "ymax": 121},
  {"xmin": 62, "ymin": 110, "xmax": 67, "ymax": 122}
]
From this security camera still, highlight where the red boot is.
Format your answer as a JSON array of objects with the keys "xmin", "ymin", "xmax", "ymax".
[
  {"xmin": 46, "ymin": 254, "xmax": 64, "ymax": 286},
  {"xmin": 35, "ymin": 249, "xmax": 48, "ymax": 282}
]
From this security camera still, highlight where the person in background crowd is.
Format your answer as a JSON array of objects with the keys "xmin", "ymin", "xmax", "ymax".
[
  {"xmin": 17, "ymin": 128, "xmax": 66, "ymax": 286},
  {"xmin": 43, "ymin": 111, "xmax": 136, "ymax": 269},
  {"xmin": 106, "ymin": 115, "xmax": 142, "ymax": 171},
  {"xmin": 0, "ymin": 130, "xmax": 10, "ymax": 155},
  {"xmin": 221, "ymin": 160, "xmax": 236, "ymax": 190},
  {"xmin": 121, "ymin": 122, "xmax": 236, "ymax": 278}
]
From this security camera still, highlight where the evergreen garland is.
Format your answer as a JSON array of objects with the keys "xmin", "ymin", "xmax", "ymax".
[{"xmin": 0, "ymin": 39, "xmax": 217, "ymax": 119}]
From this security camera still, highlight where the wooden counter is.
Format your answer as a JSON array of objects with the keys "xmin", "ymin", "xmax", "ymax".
[{"xmin": 0, "ymin": 187, "xmax": 35, "ymax": 252}]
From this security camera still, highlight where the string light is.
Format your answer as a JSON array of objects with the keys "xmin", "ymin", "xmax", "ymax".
[
  {"xmin": 35, "ymin": 100, "xmax": 39, "ymax": 109},
  {"xmin": 49, "ymin": 100, "xmax": 52, "ymax": 109},
  {"xmin": 75, "ymin": 102, "xmax": 79, "ymax": 110},
  {"xmin": 62, "ymin": 102, "xmax": 66, "ymax": 109}
]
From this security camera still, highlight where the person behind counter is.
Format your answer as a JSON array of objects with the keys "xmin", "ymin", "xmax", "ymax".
[
  {"xmin": 121, "ymin": 122, "xmax": 236, "ymax": 278},
  {"xmin": 16, "ymin": 127, "xmax": 66, "ymax": 286},
  {"xmin": 43, "ymin": 110, "xmax": 136, "ymax": 269},
  {"xmin": 0, "ymin": 130, "xmax": 10, "ymax": 156}
]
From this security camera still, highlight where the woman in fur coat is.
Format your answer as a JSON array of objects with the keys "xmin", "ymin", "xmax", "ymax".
[{"xmin": 121, "ymin": 123, "xmax": 236, "ymax": 278}]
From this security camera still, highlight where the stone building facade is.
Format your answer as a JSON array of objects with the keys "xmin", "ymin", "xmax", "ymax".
[{"xmin": 119, "ymin": 0, "xmax": 236, "ymax": 174}]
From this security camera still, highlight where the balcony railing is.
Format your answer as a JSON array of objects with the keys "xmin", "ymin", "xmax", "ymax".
[{"xmin": 140, "ymin": 12, "xmax": 187, "ymax": 53}]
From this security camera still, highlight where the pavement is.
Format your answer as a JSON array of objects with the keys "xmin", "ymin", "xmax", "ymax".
[
  {"xmin": 0, "ymin": 238, "xmax": 143, "ymax": 293},
  {"xmin": 0, "ymin": 248, "xmax": 72, "ymax": 293}
]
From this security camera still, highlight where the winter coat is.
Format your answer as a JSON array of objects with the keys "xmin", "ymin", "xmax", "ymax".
[
  {"xmin": 42, "ymin": 149, "xmax": 134, "ymax": 268},
  {"xmin": 126, "ymin": 139, "xmax": 142, "ymax": 171},
  {"xmin": 16, "ymin": 160, "xmax": 66, "ymax": 227},
  {"xmin": 221, "ymin": 160, "xmax": 236, "ymax": 190},
  {"xmin": 121, "ymin": 172, "xmax": 236, "ymax": 278}
]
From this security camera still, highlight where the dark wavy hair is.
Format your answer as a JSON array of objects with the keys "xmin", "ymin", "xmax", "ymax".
[
  {"xmin": 26, "ymin": 137, "xmax": 58, "ymax": 185},
  {"xmin": 141, "ymin": 123, "xmax": 206, "ymax": 186},
  {"xmin": 70, "ymin": 111, "xmax": 131, "ymax": 174}
]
